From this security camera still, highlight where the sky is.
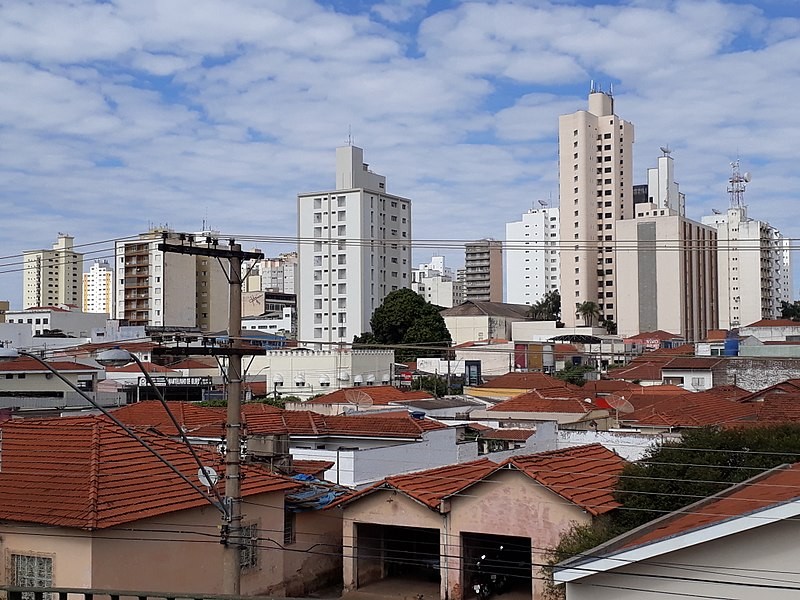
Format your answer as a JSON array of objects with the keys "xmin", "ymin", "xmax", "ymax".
[{"xmin": 2, "ymin": 0, "xmax": 799, "ymax": 309}]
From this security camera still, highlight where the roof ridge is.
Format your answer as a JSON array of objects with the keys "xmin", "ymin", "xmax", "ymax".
[{"xmin": 87, "ymin": 419, "xmax": 102, "ymax": 529}]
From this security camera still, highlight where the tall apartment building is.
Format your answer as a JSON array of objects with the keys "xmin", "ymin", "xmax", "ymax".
[
  {"xmin": 464, "ymin": 239, "xmax": 503, "ymax": 302},
  {"xmin": 242, "ymin": 252, "xmax": 298, "ymax": 294},
  {"xmin": 702, "ymin": 162, "xmax": 791, "ymax": 328},
  {"xmin": 115, "ymin": 229, "xmax": 229, "ymax": 331},
  {"xmin": 411, "ymin": 256, "xmax": 456, "ymax": 308},
  {"xmin": 558, "ymin": 88, "xmax": 634, "ymax": 327},
  {"xmin": 297, "ymin": 145, "xmax": 412, "ymax": 345},
  {"xmin": 616, "ymin": 152, "xmax": 718, "ymax": 341},
  {"xmin": 23, "ymin": 234, "xmax": 83, "ymax": 309},
  {"xmin": 453, "ymin": 269, "xmax": 466, "ymax": 306},
  {"xmin": 82, "ymin": 260, "xmax": 114, "ymax": 316},
  {"xmin": 505, "ymin": 207, "xmax": 560, "ymax": 305}
]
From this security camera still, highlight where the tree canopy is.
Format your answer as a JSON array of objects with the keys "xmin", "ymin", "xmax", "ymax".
[
  {"xmin": 354, "ymin": 288, "xmax": 452, "ymax": 361},
  {"xmin": 528, "ymin": 289, "xmax": 561, "ymax": 321},
  {"xmin": 780, "ymin": 300, "xmax": 800, "ymax": 321},
  {"xmin": 576, "ymin": 301, "xmax": 600, "ymax": 327}
]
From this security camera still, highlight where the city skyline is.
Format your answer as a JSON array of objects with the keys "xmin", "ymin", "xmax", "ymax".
[{"xmin": 2, "ymin": 1, "xmax": 799, "ymax": 307}]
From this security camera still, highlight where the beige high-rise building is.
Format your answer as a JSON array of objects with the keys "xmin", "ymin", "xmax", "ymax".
[
  {"xmin": 23, "ymin": 234, "xmax": 83, "ymax": 309},
  {"xmin": 83, "ymin": 260, "xmax": 114, "ymax": 316},
  {"xmin": 115, "ymin": 229, "xmax": 228, "ymax": 331},
  {"xmin": 616, "ymin": 153, "xmax": 718, "ymax": 341},
  {"xmin": 558, "ymin": 89, "xmax": 634, "ymax": 327},
  {"xmin": 465, "ymin": 239, "xmax": 503, "ymax": 303}
]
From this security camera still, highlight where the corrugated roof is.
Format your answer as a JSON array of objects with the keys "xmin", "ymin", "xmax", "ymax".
[
  {"xmin": 340, "ymin": 444, "xmax": 624, "ymax": 515},
  {"xmin": 0, "ymin": 416, "xmax": 297, "ymax": 530}
]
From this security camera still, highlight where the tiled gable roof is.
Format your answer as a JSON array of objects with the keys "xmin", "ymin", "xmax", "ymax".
[
  {"xmin": 110, "ymin": 401, "xmax": 226, "ymax": 437},
  {"xmin": 340, "ymin": 444, "xmax": 624, "ymax": 514},
  {"xmin": 307, "ymin": 385, "xmax": 434, "ymax": 405},
  {"xmin": 624, "ymin": 388, "xmax": 759, "ymax": 428},
  {"xmin": 508, "ymin": 444, "xmax": 626, "ymax": 515},
  {"xmin": 0, "ymin": 358, "xmax": 100, "ymax": 373},
  {"xmin": 743, "ymin": 318, "xmax": 799, "ymax": 328},
  {"xmin": 581, "ymin": 380, "xmax": 642, "ymax": 394},
  {"xmin": 488, "ymin": 392, "xmax": 596, "ymax": 414},
  {"xmin": 753, "ymin": 393, "xmax": 800, "ymax": 423},
  {"xmin": 475, "ymin": 371, "xmax": 571, "ymax": 390},
  {"xmin": 662, "ymin": 357, "xmax": 722, "ymax": 370},
  {"xmin": 625, "ymin": 330, "xmax": 680, "ymax": 341},
  {"xmin": 0, "ymin": 417, "xmax": 297, "ymax": 530},
  {"xmin": 479, "ymin": 428, "xmax": 537, "ymax": 441}
]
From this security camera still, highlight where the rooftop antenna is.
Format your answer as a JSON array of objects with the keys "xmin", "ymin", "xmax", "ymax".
[
  {"xmin": 538, "ymin": 199, "xmax": 549, "ymax": 208},
  {"xmin": 660, "ymin": 145, "xmax": 672, "ymax": 157},
  {"xmin": 728, "ymin": 159, "xmax": 751, "ymax": 208},
  {"xmin": 590, "ymin": 79, "xmax": 595, "ymax": 93},
  {"xmin": 346, "ymin": 125, "xmax": 353, "ymax": 146}
]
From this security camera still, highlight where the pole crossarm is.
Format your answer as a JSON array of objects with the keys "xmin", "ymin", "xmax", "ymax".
[{"xmin": 157, "ymin": 242, "xmax": 263, "ymax": 262}]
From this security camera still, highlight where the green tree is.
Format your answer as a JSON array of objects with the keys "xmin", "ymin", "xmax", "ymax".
[
  {"xmin": 780, "ymin": 300, "xmax": 800, "ymax": 321},
  {"xmin": 599, "ymin": 318, "xmax": 617, "ymax": 335},
  {"xmin": 553, "ymin": 363, "xmax": 595, "ymax": 386},
  {"xmin": 354, "ymin": 288, "xmax": 452, "ymax": 362},
  {"xmin": 529, "ymin": 290, "xmax": 561, "ymax": 321},
  {"xmin": 576, "ymin": 301, "xmax": 600, "ymax": 327}
]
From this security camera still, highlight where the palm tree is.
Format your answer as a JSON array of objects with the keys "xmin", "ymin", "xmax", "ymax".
[{"xmin": 576, "ymin": 301, "xmax": 600, "ymax": 327}]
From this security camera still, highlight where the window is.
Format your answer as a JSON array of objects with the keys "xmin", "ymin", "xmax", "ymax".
[
  {"xmin": 240, "ymin": 523, "xmax": 258, "ymax": 569},
  {"xmin": 11, "ymin": 554, "xmax": 53, "ymax": 596}
]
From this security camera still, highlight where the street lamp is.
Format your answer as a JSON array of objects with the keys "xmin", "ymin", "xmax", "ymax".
[{"xmin": 0, "ymin": 347, "xmax": 225, "ymax": 514}]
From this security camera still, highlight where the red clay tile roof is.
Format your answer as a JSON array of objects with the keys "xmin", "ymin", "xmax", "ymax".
[
  {"xmin": 0, "ymin": 358, "xmax": 100, "ymax": 373},
  {"xmin": 704, "ymin": 329, "xmax": 729, "ymax": 341},
  {"xmin": 618, "ymin": 462, "xmax": 800, "ymax": 551},
  {"xmin": 488, "ymin": 392, "xmax": 598, "ymax": 414},
  {"xmin": 0, "ymin": 416, "xmax": 297, "ymax": 530},
  {"xmin": 624, "ymin": 387, "xmax": 759, "ymax": 428},
  {"xmin": 168, "ymin": 358, "xmax": 217, "ymax": 369},
  {"xmin": 743, "ymin": 318, "xmax": 799, "ymax": 328},
  {"xmin": 581, "ymin": 380, "xmax": 642, "ymax": 394},
  {"xmin": 662, "ymin": 357, "xmax": 722, "ymax": 370},
  {"xmin": 479, "ymin": 428, "xmax": 536, "ymax": 441},
  {"xmin": 307, "ymin": 385, "xmax": 434, "ymax": 406},
  {"xmin": 625, "ymin": 330, "xmax": 680, "ymax": 341},
  {"xmin": 340, "ymin": 444, "xmax": 624, "ymax": 515},
  {"xmin": 475, "ymin": 372, "xmax": 572, "ymax": 390},
  {"xmin": 753, "ymin": 393, "xmax": 800, "ymax": 423},
  {"xmin": 58, "ymin": 341, "xmax": 159, "ymax": 357},
  {"xmin": 508, "ymin": 444, "xmax": 626, "ymax": 515},
  {"xmin": 454, "ymin": 339, "xmax": 509, "ymax": 348},
  {"xmin": 110, "ymin": 401, "xmax": 226, "ymax": 437},
  {"xmin": 608, "ymin": 362, "xmax": 664, "ymax": 382},
  {"xmin": 244, "ymin": 409, "xmax": 446, "ymax": 438},
  {"xmin": 291, "ymin": 459, "xmax": 335, "ymax": 476},
  {"xmin": 738, "ymin": 379, "xmax": 800, "ymax": 402}
]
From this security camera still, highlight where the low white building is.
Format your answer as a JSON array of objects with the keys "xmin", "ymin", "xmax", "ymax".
[
  {"xmin": 411, "ymin": 256, "xmax": 456, "ymax": 308},
  {"xmin": 441, "ymin": 301, "xmax": 530, "ymax": 345},
  {"xmin": 242, "ymin": 307, "xmax": 294, "ymax": 336},
  {"xmin": 243, "ymin": 348, "xmax": 395, "ymax": 399},
  {"xmin": 4, "ymin": 305, "xmax": 108, "ymax": 338}
]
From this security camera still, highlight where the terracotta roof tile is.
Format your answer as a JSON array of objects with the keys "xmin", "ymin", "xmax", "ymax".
[
  {"xmin": 307, "ymin": 385, "xmax": 433, "ymax": 405},
  {"xmin": 0, "ymin": 416, "xmax": 297, "ymax": 530},
  {"xmin": 581, "ymin": 380, "xmax": 642, "ymax": 394},
  {"xmin": 508, "ymin": 444, "xmax": 626, "ymax": 515},
  {"xmin": 662, "ymin": 357, "xmax": 722, "ymax": 370},
  {"xmin": 488, "ymin": 390, "xmax": 596, "ymax": 414},
  {"xmin": 625, "ymin": 330, "xmax": 681, "ymax": 341},
  {"xmin": 340, "ymin": 444, "xmax": 625, "ymax": 514},
  {"xmin": 618, "ymin": 463, "xmax": 800, "ymax": 550},
  {"xmin": 291, "ymin": 459, "xmax": 335, "ymax": 476},
  {"xmin": 754, "ymin": 393, "xmax": 800, "ymax": 423},
  {"xmin": 624, "ymin": 388, "xmax": 759, "ymax": 428},
  {"xmin": 475, "ymin": 372, "xmax": 571, "ymax": 390},
  {"xmin": 479, "ymin": 428, "xmax": 536, "ymax": 441},
  {"xmin": 743, "ymin": 318, "xmax": 799, "ymax": 328},
  {"xmin": 110, "ymin": 401, "xmax": 226, "ymax": 437},
  {"xmin": 0, "ymin": 358, "xmax": 100, "ymax": 373},
  {"xmin": 106, "ymin": 361, "xmax": 178, "ymax": 374}
]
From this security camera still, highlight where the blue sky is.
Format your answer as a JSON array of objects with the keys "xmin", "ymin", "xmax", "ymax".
[{"xmin": 1, "ymin": 0, "xmax": 799, "ymax": 308}]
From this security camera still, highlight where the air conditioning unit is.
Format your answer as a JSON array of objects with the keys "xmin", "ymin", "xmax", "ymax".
[{"xmin": 247, "ymin": 434, "xmax": 290, "ymax": 458}]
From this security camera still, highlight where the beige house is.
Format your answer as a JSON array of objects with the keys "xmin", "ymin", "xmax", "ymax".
[
  {"xmin": 337, "ymin": 444, "xmax": 625, "ymax": 600},
  {"xmin": 0, "ymin": 415, "xmax": 341, "ymax": 596},
  {"xmin": 555, "ymin": 462, "xmax": 800, "ymax": 599}
]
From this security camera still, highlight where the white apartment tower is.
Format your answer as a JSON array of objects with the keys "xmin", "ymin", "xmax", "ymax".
[
  {"xmin": 115, "ymin": 229, "xmax": 229, "ymax": 331},
  {"xmin": 297, "ymin": 145, "xmax": 412, "ymax": 345},
  {"xmin": 83, "ymin": 260, "xmax": 114, "ymax": 316},
  {"xmin": 702, "ymin": 162, "xmax": 791, "ymax": 329},
  {"xmin": 616, "ymin": 152, "xmax": 718, "ymax": 341},
  {"xmin": 558, "ymin": 88, "xmax": 634, "ymax": 327},
  {"xmin": 23, "ymin": 234, "xmax": 83, "ymax": 309},
  {"xmin": 505, "ymin": 206, "xmax": 560, "ymax": 305},
  {"xmin": 412, "ymin": 256, "xmax": 456, "ymax": 308}
]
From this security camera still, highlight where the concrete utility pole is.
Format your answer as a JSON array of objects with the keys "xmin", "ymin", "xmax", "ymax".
[{"xmin": 155, "ymin": 235, "xmax": 263, "ymax": 595}]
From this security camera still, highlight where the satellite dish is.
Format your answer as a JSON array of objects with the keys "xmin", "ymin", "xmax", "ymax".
[
  {"xmin": 344, "ymin": 389, "xmax": 373, "ymax": 410},
  {"xmin": 712, "ymin": 208, "xmax": 722, "ymax": 215},
  {"xmin": 743, "ymin": 172, "xmax": 752, "ymax": 182},
  {"xmin": 605, "ymin": 393, "xmax": 634, "ymax": 414},
  {"xmin": 198, "ymin": 466, "xmax": 219, "ymax": 489}
]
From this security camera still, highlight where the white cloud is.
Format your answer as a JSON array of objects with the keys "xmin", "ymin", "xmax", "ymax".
[{"xmin": 1, "ymin": 0, "xmax": 799, "ymax": 307}]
